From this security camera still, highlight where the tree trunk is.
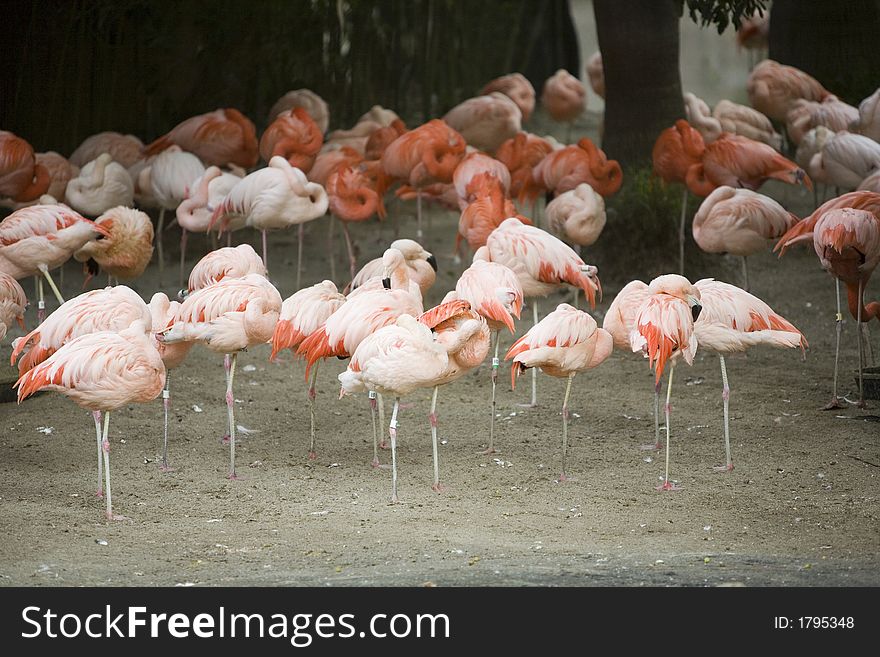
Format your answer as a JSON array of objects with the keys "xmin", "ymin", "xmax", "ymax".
[
  {"xmin": 594, "ymin": 0, "xmax": 684, "ymax": 169},
  {"xmin": 769, "ymin": 0, "xmax": 880, "ymax": 105}
]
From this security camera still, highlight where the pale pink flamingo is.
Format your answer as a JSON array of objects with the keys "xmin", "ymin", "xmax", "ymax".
[
  {"xmin": 532, "ymin": 137, "xmax": 623, "ymax": 199},
  {"xmin": 480, "ymin": 73, "xmax": 536, "ymax": 122},
  {"xmin": 379, "ymin": 119, "xmax": 467, "ymax": 239},
  {"xmin": 0, "ymin": 131, "xmax": 50, "ymax": 203},
  {"xmin": 0, "ymin": 203, "xmax": 108, "ymax": 319},
  {"xmin": 628, "ymin": 274, "xmax": 703, "ymax": 490},
  {"xmin": 349, "ymin": 239, "xmax": 437, "ymax": 297},
  {"xmin": 259, "ymin": 107, "xmax": 324, "ymax": 171},
  {"xmin": 852, "ymin": 87, "xmax": 880, "ymax": 142},
  {"xmin": 481, "ymin": 217, "xmax": 601, "ymax": 406},
  {"xmin": 736, "ymin": 10, "xmax": 769, "ymax": 68},
  {"xmin": 268, "ymin": 89, "xmax": 330, "ymax": 134},
  {"xmin": 747, "ymin": 59, "xmax": 831, "ymax": 123},
  {"xmin": 858, "ymin": 170, "xmax": 880, "ymax": 193},
  {"xmin": 443, "ymin": 255, "xmax": 523, "ymax": 453},
  {"xmin": 540, "ymin": 69, "xmax": 586, "ymax": 140},
  {"xmin": 585, "ymin": 52, "xmax": 604, "ymax": 99},
  {"xmin": 780, "ymin": 206, "xmax": 880, "ymax": 407},
  {"xmin": 269, "ymin": 280, "xmax": 346, "ymax": 459},
  {"xmin": 0, "ymin": 272, "xmax": 27, "ymax": 342},
  {"xmin": 175, "ymin": 165, "xmax": 244, "ymax": 285},
  {"xmin": 545, "ymin": 182, "xmax": 606, "ymax": 247},
  {"xmin": 693, "ymin": 278, "xmax": 805, "ymax": 471},
  {"xmin": 69, "ymin": 132, "xmax": 144, "ymax": 169},
  {"xmin": 692, "ymin": 186, "xmax": 798, "ymax": 289},
  {"xmin": 64, "ymin": 153, "xmax": 134, "ymax": 217},
  {"xmin": 73, "ymin": 206, "xmax": 155, "ymax": 285},
  {"xmin": 16, "ymin": 320, "xmax": 165, "ymax": 520},
  {"xmin": 786, "ymin": 96, "xmax": 859, "ymax": 145},
  {"xmin": 809, "ymin": 131, "xmax": 880, "ymax": 192},
  {"xmin": 158, "ymin": 273, "xmax": 282, "ymax": 479},
  {"xmin": 452, "ymin": 151, "xmax": 512, "ymax": 210},
  {"xmin": 308, "ymin": 147, "xmax": 364, "ymax": 187},
  {"xmin": 144, "ymin": 108, "xmax": 259, "ymax": 169},
  {"xmin": 506, "ymin": 302, "xmax": 612, "ymax": 481},
  {"xmin": 210, "ymin": 155, "xmax": 328, "ymax": 284},
  {"xmin": 186, "ymin": 243, "xmax": 267, "ymax": 295},
  {"xmin": 684, "ymin": 93, "xmax": 782, "ymax": 149},
  {"xmin": 796, "ymin": 126, "xmax": 835, "ymax": 204},
  {"xmin": 443, "ymin": 93, "xmax": 522, "ymax": 153}
]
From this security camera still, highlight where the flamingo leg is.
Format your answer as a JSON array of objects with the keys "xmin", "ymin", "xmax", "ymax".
[
  {"xmin": 824, "ymin": 278, "xmax": 845, "ymax": 410},
  {"xmin": 741, "ymin": 256, "xmax": 749, "ymax": 292},
  {"xmin": 225, "ymin": 232, "xmax": 231, "ymax": 247},
  {"xmin": 93, "ymin": 410, "xmax": 104, "ymax": 498},
  {"xmin": 856, "ymin": 279, "xmax": 865, "ymax": 408},
  {"xmin": 389, "ymin": 398, "xmax": 400, "ymax": 503},
  {"xmin": 482, "ymin": 333, "xmax": 500, "ymax": 455},
  {"xmin": 678, "ymin": 188, "xmax": 688, "ymax": 275},
  {"xmin": 416, "ymin": 190, "xmax": 423, "ymax": 239},
  {"xmin": 221, "ymin": 354, "xmax": 232, "ymax": 442},
  {"xmin": 517, "ymin": 301, "xmax": 540, "ymax": 408},
  {"xmin": 35, "ymin": 275, "xmax": 45, "ymax": 324},
  {"xmin": 261, "ymin": 229, "xmax": 269, "ymax": 271},
  {"xmin": 378, "ymin": 393, "xmax": 387, "ymax": 449},
  {"xmin": 100, "ymin": 410, "xmax": 128, "ymax": 520},
  {"xmin": 862, "ymin": 323, "xmax": 875, "ymax": 367},
  {"xmin": 307, "ymin": 362, "xmax": 319, "ymax": 460},
  {"xmin": 572, "ymin": 245, "xmax": 581, "ymax": 308},
  {"xmin": 179, "ymin": 228, "xmax": 188, "ymax": 291},
  {"xmin": 157, "ymin": 208, "xmax": 165, "ymax": 280},
  {"xmin": 713, "ymin": 355, "xmax": 734, "ymax": 472},
  {"xmin": 369, "ymin": 391, "xmax": 380, "ymax": 468},
  {"xmin": 38, "ymin": 263, "xmax": 64, "ymax": 305},
  {"xmin": 297, "ymin": 223, "xmax": 304, "ymax": 290},
  {"xmin": 226, "ymin": 353, "xmax": 239, "ymax": 479},
  {"xmin": 558, "ymin": 373, "xmax": 574, "ymax": 482},
  {"xmin": 657, "ymin": 366, "xmax": 681, "ymax": 491},
  {"xmin": 59, "ymin": 262, "xmax": 64, "ymax": 289},
  {"xmin": 327, "ymin": 215, "xmax": 337, "ymax": 283},
  {"xmin": 160, "ymin": 374, "xmax": 173, "ymax": 472},
  {"xmin": 640, "ymin": 378, "xmax": 663, "ymax": 450},
  {"xmin": 341, "ymin": 220, "xmax": 357, "ymax": 283},
  {"xmin": 430, "ymin": 386, "xmax": 443, "ymax": 492}
]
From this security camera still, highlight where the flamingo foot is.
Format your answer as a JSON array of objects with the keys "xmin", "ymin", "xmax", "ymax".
[
  {"xmin": 158, "ymin": 463, "xmax": 174, "ymax": 473},
  {"xmin": 307, "ymin": 451, "xmax": 317, "ymax": 461},
  {"xmin": 227, "ymin": 472, "xmax": 242, "ymax": 481},
  {"xmin": 371, "ymin": 456, "xmax": 381, "ymax": 468},
  {"xmin": 556, "ymin": 473, "xmax": 575, "ymax": 483},
  {"xmin": 479, "ymin": 446, "xmax": 499, "ymax": 456},
  {"xmin": 220, "ymin": 433, "xmax": 230, "ymax": 445},
  {"xmin": 640, "ymin": 442, "xmax": 662, "ymax": 451},
  {"xmin": 106, "ymin": 512, "xmax": 131, "ymax": 522},
  {"xmin": 822, "ymin": 397, "xmax": 845, "ymax": 410},
  {"xmin": 713, "ymin": 463, "xmax": 734, "ymax": 473},
  {"xmin": 95, "ymin": 490, "xmax": 104, "ymax": 499},
  {"xmin": 390, "ymin": 494, "xmax": 400, "ymax": 504},
  {"xmin": 655, "ymin": 481, "xmax": 682, "ymax": 492},
  {"xmin": 379, "ymin": 440, "xmax": 388, "ymax": 449},
  {"xmin": 516, "ymin": 401, "xmax": 538, "ymax": 409},
  {"xmin": 431, "ymin": 483, "xmax": 445, "ymax": 494},
  {"xmin": 399, "ymin": 402, "xmax": 415, "ymax": 410}
]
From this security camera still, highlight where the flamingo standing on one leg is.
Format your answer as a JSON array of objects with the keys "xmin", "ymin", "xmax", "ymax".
[
  {"xmin": 269, "ymin": 280, "xmax": 346, "ymax": 460},
  {"xmin": 442, "ymin": 93, "xmax": 522, "ymax": 153},
  {"xmin": 185, "ymin": 243, "xmax": 267, "ymax": 295},
  {"xmin": 326, "ymin": 165, "xmax": 380, "ymax": 283},
  {"xmin": 158, "ymin": 274, "xmax": 282, "ymax": 479},
  {"xmin": 540, "ymin": 69, "xmax": 586, "ymax": 143},
  {"xmin": 506, "ymin": 302, "xmax": 613, "ymax": 481},
  {"xmin": 480, "ymin": 73, "xmax": 536, "ymax": 122},
  {"xmin": 0, "ymin": 272, "xmax": 27, "ymax": 342},
  {"xmin": 15, "ymin": 321, "xmax": 166, "ymax": 520}
]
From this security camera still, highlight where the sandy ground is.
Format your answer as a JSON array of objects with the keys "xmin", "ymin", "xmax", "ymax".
[{"xmin": 1, "ymin": 178, "xmax": 878, "ymax": 587}]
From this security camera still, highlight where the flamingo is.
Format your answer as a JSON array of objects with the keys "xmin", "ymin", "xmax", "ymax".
[
  {"xmin": 0, "ymin": 272, "xmax": 27, "ymax": 342},
  {"xmin": 858, "ymin": 170, "xmax": 880, "ymax": 193},
  {"xmin": 69, "ymin": 132, "xmax": 144, "ymax": 169},
  {"xmin": 506, "ymin": 302, "xmax": 612, "ymax": 481},
  {"xmin": 809, "ymin": 131, "xmax": 880, "ymax": 191},
  {"xmin": 73, "ymin": 206, "xmax": 154, "ymax": 285},
  {"xmin": 309, "ymin": 147, "xmax": 365, "ymax": 187},
  {"xmin": 458, "ymin": 173, "xmax": 528, "ymax": 255},
  {"xmin": 64, "ymin": 153, "xmax": 134, "ymax": 217},
  {"xmin": 0, "ymin": 131, "xmax": 50, "ymax": 203},
  {"xmin": 268, "ymin": 89, "xmax": 330, "ymax": 134},
  {"xmin": 531, "ymin": 137, "xmax": 623, "ymax": 198},
  {"xmin": 628, "ymin": 275, "xmax": 703, "ymax": 491},
  {"xmin": 270, "ymin": 280, "xmax": 346, "ymax": 459},
  {"xmin": 585, "ymin": 52, "xmax": 604, "ymax": 99},
  {"xmin": 684, "ymin": 93, "xmax": 782, "ymax": 149},
  {"xmin": 143, "ymin": 108, "xmax": 259, "ymax": 169},
  {"xmin": 480, "ymin": 73, "xmax": 536, "ymax": 122},
  {"xmin": 452, "ymin": 151, "xmax": 512, "ymax": 210},
  {"xmin": 796, "ymin": 126, "xmax": 835, "ymax": 204},
  {"xmin": 326, "ymin": 165, "xmax": 380, "ymax": 281},
  {"xmin": 15, "ymin": 321, "xmax": 165, "ymax": 520},
  {"xmin": 0, "ymin": 203, "xmax": 108, "ymax": 320},
  {"xmin": 349, "ymin": 239, "xmax": 437, "ymax": 296},
  {"xmin": 175, "ymin": 165, "xmax": 244, "ymax": 285},
  {"xmin": 158, "ymin": 273, "xmax": 282, "ymax": 479},
  {"xmin": 259, "ymin": 107, "xmax": 323, "ymax": 171},
  {"xmin": 852, "ymin": 87, "xmax": 880, "ymax": 142},
  {"xmin": 495, "ymin": 131, "xmax": 556, "ymax": 208},
  {"xmin": 3, "ymin": 151, "xmax": 79, "ymax": 210},
  {"xmin": 693, "ymin": 279, "xmax": 806, "ymax": 471},
  {"xmin": 540, "ymin": 69, "xmax": 586, "ymax": 140},
  {"xmin": 363, "ymin": 119, "xmax": 408, "ymax": 161},
  {"xmin": 545, "ymin": 183, "xmax": 606, "ymax": 248},
  {"xmin": 380, "ymin": 119, "xmax": 467, "ymax": 239},
  {"xmin": 746, "ymin": 59, "xmax": 831, "ymax": 122},
  {"xmin": 736, "ymin": 10, "xmax": 769, "ymax": 68},
  {"xmin": 442, "ymin": 92, "xmax": 522, "ymax": 153},
  {"xmin": 780, "ymin": 207, "xmax": 880, "ymax": 407},
  {"xmin": 298, "ymin": 249, "xmax": 423, "ymax": 466},
  {"xmin": 786, "ymin": 97, "xmax": 859, "ymax": 146},
  {"xmin": 443, "ymin": 255, "xmax": 523, "ymax": 454},
  {"xmin": 186, "ymin": 243, "xmax": 267, "ymax": 294},
  {"xmin": 481, "ymin": 217, "xmax": 601, "ymax": 406},
  {"xmin": 652, "ymin": 119, "xmax": 706, "ymax": 273},
  {"xmin": 210, "ymin": 155, "xmax": 328, "ymax": 281},
  {"xmin": 692, "ymin": 186, "xmax": 798, "ymax": 290}
]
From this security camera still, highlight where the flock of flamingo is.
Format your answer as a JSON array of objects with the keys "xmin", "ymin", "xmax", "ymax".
[{"xmin": 1, "ymin": 43, "xmax": 879, "ymax": 518}]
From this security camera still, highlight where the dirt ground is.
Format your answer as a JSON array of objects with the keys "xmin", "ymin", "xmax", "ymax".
[{"xmin": 1, "ymin": 174, "xmax": 878, "ymax": 587}]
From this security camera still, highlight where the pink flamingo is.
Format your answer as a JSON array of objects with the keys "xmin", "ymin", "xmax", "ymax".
[
  {"xmin": 629, "ymin": 275, "xmax": 703, "ymax": 491},
  {"xmin": 73, "ymin": 206, "xmax": 154, "ymax": 285},
  {"xmin": 70, "ymin": 132, "xmax": 144, "ymax": 169},
  {"xmin": 16, "ymin": 321, "xmax": 165, "ymax": 520},
  {"xmin": 495, "ymin": 131, "xmax": 556, "ymax": 208},
  {"xmin": 506, "ymin": 302, "xmax": 612, "ymax": 480},
  {"xmin": 692, "ymin": 186, "xmax": 798, "ymax": 289},
  {"xmin": 326, "ymin": 165, "xmax": 380, "ymax": 282},
  {"xmin": 785, "ymin": 97, "xmax": 859, "ymax": 146},
  {"xmin": 269, "ymin": 280, "xmax": 346, "ymax": 459},
  {"xmin": 64, "ymin": 153, "xmax": 134, "ymax": 217},
  {"xmin": 259, "ymin": 107, "xmax": 323, "ymax": 171},
  {"xmin": 452, "ymin": 151, "xmax": 512, "ymax": 210},
  {"xmin": 693, "ymin": 279, "xmax": 805, "ymax": 471},
  {"xmin": 159, "ymin": 273, "xmax": 282, "ymax": 479},
  {"xmin": 0, "ymin": 131, "xmax": 50, "ymax": 203},
  {"xmin": 442, "ymin": 92, "xmax": 522, "ymax": 153},
  {"xmin": 0, "ymin": 272, "xmax": 27, "ymax": 342},
  {"xmin": 458, "ymin": 173, "xmax": 529, "ymax": 256},
  {"xmin": 442, "ymin": 256, "xmax": 523, "ymax": 454},
  {"xmin": 268, "ymin": 89, "xmax": 330, "ymax": 134},
  {"xmin": 0, "ymin": 203, "xmax": 108, "ymax": 319},
  {"xmin": 185, "ymin": 243, "xmax": 267, "ymax": 295},
  {"xmin": 350, "ymin": 239, "xmax": 437, "ymax": 297},
  {"xmin": 480, "ymin": 73, "xmax": 536, "ymax": 122},
  {"xmin": 481, "ymin": 217, "xmax": 601, "ymax": 406},
  {"xmin": 532, "ymin": 137, "xmax": 623, "ymax": 199},
  {"xmin": 747, "ymin": 59, "xmax": 830, "ymax": 123},
  {"xmin": 540, "ymin": 69, "xmax": 586, "ymax": 141},
  {"xmin": 143, "ymin": 108, "xmax": 259, "ymax": 169},
  {"xmin": 585, "ymin": 52, "xmax": 604, "ymax": 99}
]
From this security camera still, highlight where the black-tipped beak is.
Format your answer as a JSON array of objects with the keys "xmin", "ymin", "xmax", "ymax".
[
  {"xmin": 382, "ymin": 277, "xmax": 392, "ymax": 290},
  {"xmin": 86, "ymin": 258, "xmax": 100, "ymax": 277},
  {"xmin": 427, "ymin": 254, "xmax": 438, "ymax": 272},
  {"xmin": 177, "ymin": 288, "xmax": 189, "ymax": 301},
  {"xmin": 692, "ymin": 303, "xmax": 702, "ymax": 322}
]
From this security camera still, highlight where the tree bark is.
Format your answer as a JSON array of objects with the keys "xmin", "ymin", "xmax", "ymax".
[
  {"xmin": 769, "ymin": 0, "xmax": 880, "ymax": 105},
  {"xmin": 594, "ymin": 0, "xmax": 684, "ymax": 169}
]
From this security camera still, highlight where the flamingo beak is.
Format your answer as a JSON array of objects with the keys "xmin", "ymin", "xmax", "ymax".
[
  {"xmin": 691, "ymin": 302, "xmax": 703, "ymax": 322},
  {"xmin": 382, "ymin": 277, "xmax": 392, "ymax": 290},
  {"xmin": 427, "ymin": 254, "xmax": 438, "ymax": 271}
]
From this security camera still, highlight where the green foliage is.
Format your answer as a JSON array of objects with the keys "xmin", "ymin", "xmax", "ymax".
[{"xmin": 681, "ymin": 0, "xmax": 768, "ymax": 33}]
